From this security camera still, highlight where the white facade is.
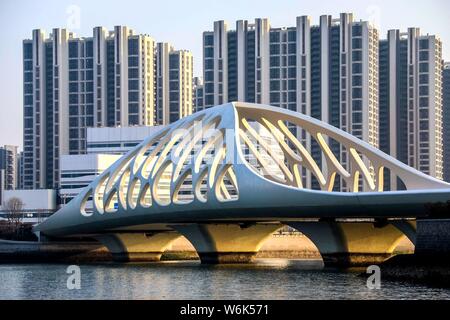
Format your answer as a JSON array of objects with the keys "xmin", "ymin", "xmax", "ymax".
[
  {"xmin": 86, "ymin": 126, "xmax": 165, "ymax": 154},
  {"xmin": 60, "ymin": 126, "xmax": 166, "ymax": 207},
  {"xmin": 60, "ymin": 153, "xmax": 121, "ymax": 206}
]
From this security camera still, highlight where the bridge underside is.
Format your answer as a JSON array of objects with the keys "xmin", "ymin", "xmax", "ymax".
[{"xmin": 88, "ymin": 220, "xmax": 416, "ymax": 267}]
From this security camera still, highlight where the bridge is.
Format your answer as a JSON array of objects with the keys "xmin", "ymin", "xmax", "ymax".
[{"xmin": 34, "ymin": 102, "xmax": 450, "ymax": 266}]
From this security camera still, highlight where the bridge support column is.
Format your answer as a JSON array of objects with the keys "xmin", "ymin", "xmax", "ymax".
[
  {"xmin": 172, "ymin": 223, "xmax": 282, "ymax": 264},
  {"xmin": 288, "ymin": 221, "xmax": 412, "ymax": 267},
  {"xmin": 96, "ymin": 232, "xmax": 180, "ymax": 262}
]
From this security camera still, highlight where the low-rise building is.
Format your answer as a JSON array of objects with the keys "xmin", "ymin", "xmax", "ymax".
[
  {"xmin": 86, "ymin": 126, "xmax": 164, "ymax": 155},
  {"xmin": 60, "ymin": 154, "xmax": 121, "ymax": 208}
]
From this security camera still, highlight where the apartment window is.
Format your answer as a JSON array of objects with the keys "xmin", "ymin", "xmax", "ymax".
[
  {"xmin": 128, "ymin": 79, "xmax": 139, "ymax": 90},
  {"xmin": 352, "ymin": 38, "xmax": 362, "ymax": 49},
  {"xmin": 288, "ymin": 31, "xmax": 296, "ymax": 42},
  {"xmin": 69, "ymin": 59, "xmax": 78, "ymax": 69},
  {"xmin": 420, "ymin": 132, "xmax": 429, "ymax": 141},
  {"xmin": 419, "ymin": 109, "xmax": 429, "ymax": 118},
  {"xmin": 270, "ymin": 81, "xmax": 280, "ymax": 91},
  {"xmin": 352, "ymin": 51, "xmax": 362, "ymax": 62},
  {"xmin": 204, "ymin": 34, "xmax": 214, "ymax": 46},
  {"xmin": 288, "ymin": 55, "xmax": 296, "ymax": 66},
  {"xmin": 419, "ymin": 97, "xmax": 428, "ymax": 107},
  {"xmin": 128, "ymin": 39, "xmax": 139, "ymax": 55},
  {"xmin": 69, "ymin": 94, "xmax": 78, "ymax": 104},
  {"xmin": 419, "ymin": 39, "xmax": 429, "ymax": 50},
  {"xmin": 352, "ymin": 75, "xmax": 362, "ymax": 86},
  {"xmin": 69, "ymin": 42, "xmax": 78, "ymax": 57},
  {"xmin": 205, "ymin": 71, "xmax": 213, "ymax": 81},
  {"xmin": 288, "ymin": 80, "xmax": 296, "ymax": 90},
  {"xmin": 419, "ymin": 63, "xmax": 429, "ymax": 72},
  {"xmin": 270, "ymin": 56, "xmax": 280, "ymax": 67},
  {"xmin": 128, "ymin": 56, "xmax": 139, "ymax": 67},
  {"xmin": 23, "ymin": 43, "xmax": 33, "ymax": 59},
  {"xmin": 69, "ymin": 83, "xmax": 78, "ymax": 92},
  {"xmin": 270, "ymin": 45, "xmax": 280, "ymax": 55},
  {"xmin": 419, "ymin": 51, "xmax": 429, "ymax": 61},
  {"xmin": 86, "ymin": 40, "xmax": 93, "ymax": 56},
  {"xmin": 288, "ymin": 43, "xmax": 296, "ymax": 54},
  {"xmin": 352, "ymin": 99, "xmax": 362, "ymax": 110},
  {"xmin": 128, "ymin": 103, "xmax": 139, "ymax": 113},
  {"xmin": 69, "ymin": 71, "xmax": 78, "ymax": 81},
  {"xmin": 69, "ymin": 117, "xmax": 78, "ymax": 127},
  {"xmin": 128, "ymin": 68, "xmax": 139, "ymax": 78},
  {"xmin": 419, "ymin": 86, "xmax": 429, "ymax": 96},
  {"xmin": 288, "ymin": 67, "xmax": 296, "ymax": 78},
  {"xmin": 204, "ymin": 47, "xmax": 213, "ymax": 58},
  {"xmin": 352, "ymin": 26, "xmax": 362, "ymax": 37},
  {"xmin": 270, "ymin": 32, "xmax": 280, "ymax": 42},
  {"xmin": 352, "ymin": 112, "xmax": 362, "ymax": 123},
  {"xmin": 205, "ymin": 59, "xmax": 214, "ymax": 69},
  {"xmin": 419, "ymin": 74, "xmax": 429, "ymax": 85},
  {"xmin": 352, "ymin": 63, "xmax": 362, "ymax": 74},
  {"xmin": 270, "ymin": 92, "xmax": 280, "ymax": 103},
  {"xmin": 270, "ymin": 69, "xmax": 280, "ymax": 79}
]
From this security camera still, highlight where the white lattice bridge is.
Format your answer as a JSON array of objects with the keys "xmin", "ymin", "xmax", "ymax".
[{"xmin": 35, "ymin": 103, "xmax": 450, "ymax": 265}]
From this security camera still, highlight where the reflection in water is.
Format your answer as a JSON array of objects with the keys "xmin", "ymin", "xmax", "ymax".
[{"xmin": 0, "ymin": 259, "xmax": 449, "ymax": 300}]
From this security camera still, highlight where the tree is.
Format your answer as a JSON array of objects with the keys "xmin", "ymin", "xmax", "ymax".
[{"xmin": 3, "ymin": 197, "xmax": 24, "ymax": 234}]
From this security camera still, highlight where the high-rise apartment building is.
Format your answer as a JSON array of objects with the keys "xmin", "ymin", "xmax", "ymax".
[
  {"xmin": 379, "ymin": 28, "xmax": 443, "ymax": 188},
  {"xmin": 23, "ymin": 27, "xmax": 193, "ymax": 189},
  {"xmin": 443, "ymin": 62, "xmax": 450, "ymax": 182},
  {"xmin": 201, "ymin": 14, "xmax": 379, "ymax": 190},
  {"xmin": 193, "ymin": 77, "xmax": 204, "ymax": 112},
  {"xmin": 155, "ymin": 43, "xmax": 193, "ymax": 125},
  {"xmin": 0, "ymin": 145, "xmax": 19, "ymax": 191}
]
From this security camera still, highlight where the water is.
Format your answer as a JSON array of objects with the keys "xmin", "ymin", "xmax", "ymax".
[{"xmin": 0, "ymin": 259, "xmax": 449, "ymax": 300}]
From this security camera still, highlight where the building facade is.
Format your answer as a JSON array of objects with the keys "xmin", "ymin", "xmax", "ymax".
[
  {"xmin": 193, "ymin": 77, "xmax": 204, "ymax": 112},
  {"xmin": 201, "ymin": 14, "xmax": 379, "ymax": 190},
  {"xmin": 86, "ymin": 126, "xmax": 164, "ymax": 155},
  {"xmin": 23, "ymin": 27, "xmax": 193, "ymax": 189},
  {"xmin": 379, "ymin": 28, "xmax": 443, "ymax": 188},
  {"xmin": 60, "ymin": 125, "xmax": 165, "ymax": 207},
  {"xmin": 443, "ymin": 62, "xmax": 450, "ymax": 182},
  {"xmin": 60, "ymin": 153, "xmax": 121, "ymax": 206},
  {"xmin": 156, "ymin": 43, "xmax": 193, "ymax": 125},
  {"xmin": 0, "ymin": 145, "xmax": 19, "ymax": 191}
]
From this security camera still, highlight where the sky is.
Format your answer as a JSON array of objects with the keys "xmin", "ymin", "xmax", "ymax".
[{"xmin": 1, "ymin": 0, "xmax": 449, "ymax": 149}]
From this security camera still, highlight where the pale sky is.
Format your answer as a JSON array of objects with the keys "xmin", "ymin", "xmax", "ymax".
[{"xmin": 1, "ymin": 0, "xmax": 449, "ymax": 149}]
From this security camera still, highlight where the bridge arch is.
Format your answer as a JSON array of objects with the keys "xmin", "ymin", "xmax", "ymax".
[{"xmin": 287, "ymin": 220, "xmax": 416, "ymax": 267}]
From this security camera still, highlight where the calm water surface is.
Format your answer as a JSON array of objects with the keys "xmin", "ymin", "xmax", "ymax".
[{"xmin": 0, "ymin": 259, "xmax": 449, "ymax": 300}]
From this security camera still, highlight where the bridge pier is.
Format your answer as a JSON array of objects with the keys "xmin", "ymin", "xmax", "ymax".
[
  {"xmin": 172, "ymin": 223, "xmax": 282, "ymax": 264},
  {"xmin": 288, "ymin": 221, "xmax": 415, "ymax": 267},
  {"xmin": 96, "ymin": 232, "xmax": 180, "ymax": 262}
]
